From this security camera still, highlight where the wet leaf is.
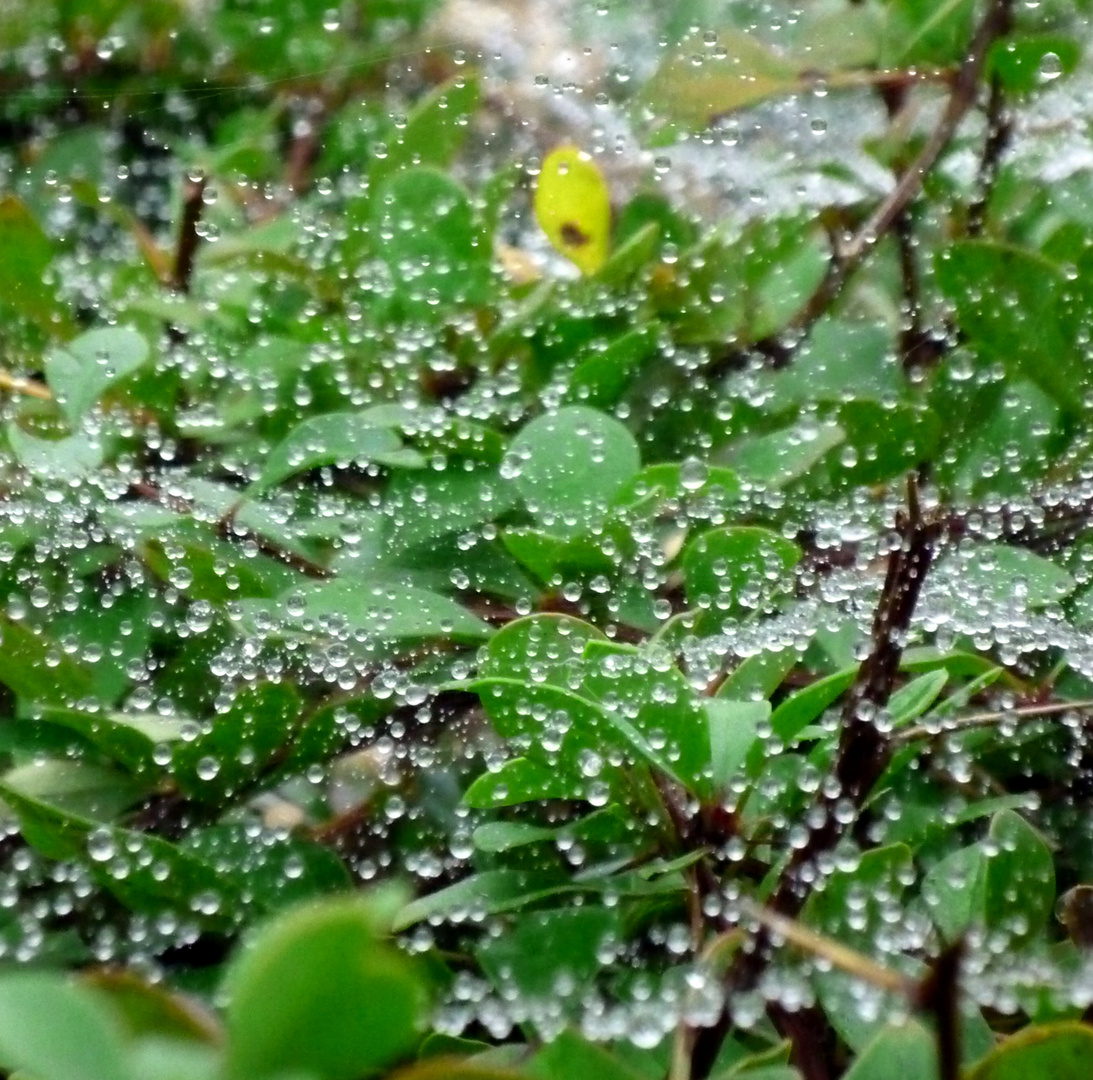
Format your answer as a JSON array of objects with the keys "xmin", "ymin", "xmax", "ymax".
[{"xmin": 534, "ymin": 146, "xmax": 611, "ymax": 275}]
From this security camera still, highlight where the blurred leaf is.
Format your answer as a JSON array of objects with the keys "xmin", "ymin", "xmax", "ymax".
[
  {"xmin": 988, "ymin": 34, "xmax": 1082, "ymax": 93},
  {"xmin": 0, "ymin": 972, "xmax": 132, "ymax": 1080},
  {"xmin": 840, "ymin": 1020, "xmax": 937, "ymax": 1080},
  {"xmin": 534, "ymin": 146, "xmax": 611, "ymax": 276},
  {"xmin": 967, "ymin": 1022, "xmax": 1093, "ymax": 1080},
  {"xmin": 45, "ymin": 327, "xmax": 150, "ymax": 426},
  {"xmin": 0, "ymin": 195, "xmax": 70, "ymax": 338},
  {"xmin": 250, "ymin": 412, "xmax": 424, "ymax": 495},
  {"xmin": 223, "ymin": 895, "xmax": 427, "ymax": 1080}
]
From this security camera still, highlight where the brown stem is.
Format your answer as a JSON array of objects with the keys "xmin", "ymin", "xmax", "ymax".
[
  {"xmin": 171, "ymin": 175, "xmax": 207, "ymax": 294},
  {"xmin": 692, "ymin": 477, "xmax": 943, "ymax": 1077},
  {"xmin": 916, "ymin": 940, "xmax": 964, "ymax": 1080},
  {"xmin": 967, "ymin": 3, "xmax": 1016, "ymax": 236}
]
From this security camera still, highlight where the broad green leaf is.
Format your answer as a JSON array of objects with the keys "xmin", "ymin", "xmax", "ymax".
[
  {"xmin": 181, "ymin": 824, "xmax": 352, "ymax": 913},
  {"xmin": 718, "ymin": 648, "xmax": 800, "ymax": 702},
  {"xmin": 45, "ymin": 326, "xmax": 150, "ymax": 426},
  {"xmin": 373, "ymin": 168, "xmax": 491, "ymax": 311},
  {"xmin": 0, "ymin": 784, "xmax": 245, "ymax": 930},
  {"xmin": 476, "ymin": 906, "xmax": 619, "ymax": 1000},
  {"xmin": 534, "ymin": 146, "xmax": 611, "ymax": 275},
  {"xmin": 803, "ymin": 844, "xmax": 913, "ymax": 949},
  {"xmin": 36, "ymin": 706, "xmax": 186, "ymax": 776},
  {"xmin": 987, "ymin": 34, "xmax": 1082, "ymax": 93},
  {"xmin": 707, "ymin": 699, "xmax": 768, "ymax": 792},
  {"xmin": 508, "ymin": 406, "xmax": 641, "ymax": 537},
  {"xmin": 579, "ymin": 640, "xmax": 712, "ymax": 796},
  {"xmin": 566, "ymin": 325, "xmax": 660, "ymax": 408},
  {"xmin": 170, "ymin": 682, "xmax": 301, "ymax": 802},
  {"xmin": 223, "ymin": 895, "xmax": 427, "ymax": 1080},
  {"xmin": 683, "ymin": 526, "xmax": 801, "ymax": 620},
  {"xmin": 252, "ymin": 578, "xmax": 492, "ymax": 647},
  {"xmin": 730, "ymin": 421, "xmax": 845, "ymax": 491},
  {"xmin": 0, "ymin": 972, "xmax": 132, "ymax": 1080},
  {"xmin": 250, "ymin": 412, "xmax": 424, "ymax": 495},
  {"xmin": 923, "ymin": 843, "xmax": 987, "ymax": 943},
  {"xmin": 479, "ymin": 612, "xmax": 605, "ymax": 686},
  {"xmin": 840, "ymin": 1020, "xmax": 937, "ymax": 1080},
  {"xmin": 1, "ymin": 759, "xmax": 146, "ymax": 823},
  {"xmin": 983, "ymin": 809, "xmax": 1055, "ymax": 945},
  {"xmin": 0, "ymin": 195, "xmax": 71, "ymax": 338},
  {"xmin": 0, "ymin": 614, "xmax": 96, "ymax": 705},
  {"xmin": 8, "ymin": 425, "xmax": 103, "ymax": 481},
  {"xmin": 529, "ymin": 1030, "xmax": 646, "ymax": 1080},
  {"xmin": 472, "ymin": 676, "xmax": 681, "ymax": 793},
  {"xmin": 463, "ymin": 757, "xmax": 587, "ymax": 809},
  {"xmin": 968, "ymin": 1022, "xmax": 1093, "ymax": 1080},
  {"xmin": 935, "ymin": 242, "xmax": 1086, "ymax": 411},
  {"xmin": 386, "ymin": 466, "xmax": 520, "ymax": 552},
  {"xmin": 935, "ymin": 544, "xmax": 1075, "ymax": 612}
]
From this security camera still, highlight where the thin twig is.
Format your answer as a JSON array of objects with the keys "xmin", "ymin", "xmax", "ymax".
[
  {"xmin": 0, "ymin": 371, "xmax": 52, "ymax": 401},
  {"xmin": 737, "ymin": 898, "xmax": 916, "ymax": 997},
  {"xmin": 894, "ymin": 698, "xmax": 1093, "ymax": 747},
  {"xmin": 711, "ymin": 0, "xmax": 1013, "ymax": 376}
]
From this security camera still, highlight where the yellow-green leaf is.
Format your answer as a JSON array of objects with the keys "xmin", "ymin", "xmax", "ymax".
[{"xmin": 533, "ymin": 146, "xmax": 611, "ymax": 275}]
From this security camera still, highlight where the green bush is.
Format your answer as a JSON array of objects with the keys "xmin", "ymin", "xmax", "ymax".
[{"xmin": 2, "ymin": 1, "xmax": 1093, "ymax": 1078}]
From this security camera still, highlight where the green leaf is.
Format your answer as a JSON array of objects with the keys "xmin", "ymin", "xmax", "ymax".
[
  {"xmin": 987, "ymin": 34, "xmax": 1081, "ymax": 93},
  {"xmin": 250, "ymin": 412, "xmax": 424, "ymax": 495},
  {"xmin": 0, "ymin": 784, "xmax": 245, "ymax": 930},
  {"xmin": 508, "ymin": 406, "xmax": 641, "ymax": 537},
  {"xmin": 36, "ymin": 706, "xmax": 186, "ymax": 776},
  {"xmin": 683, "ymin": 526, "xmax": 801, "ymax": 621},
  {"xmin": 529, "ymin": 1030, "xmax": 646, "ymax": 1080},
  {"xmin": 730, "ymin": 421, "xmax": 845, "ymax": 491},
  {"xmin": 250, "ymin": 578, "xmax": 492, "ymax": 647},
  {"xmin": 223, "ymin": 895, "xmax": 427, "ymax": 1080},
  {"xmin": 8, "ymin": 424, "xmax": 104, "ymax": 481},
  {"xmin": 707, "ymin": 699, "xmax": 768, "ymax": 793},
  {"xmin": 386, "ymin": 466, "xmax": 520, "ymax": 552},
  {"xmin": 768, "ymin": 666, "xmax": 857, "ymax": 746},
  {"xmin": 479, "ymin": 612, "xmax": 605, "ymax": 685},
  {"xmin": 936, "ymin": 544, "xmax": 1075, "ymax": 612},
  {"xmin": 935, "ymin": 242, "xmax": 1086, "ymax": 411},
  {"xmin": 840, "ymin": 1020, "xmax": 937, "ymax": 1080},
  {"xmin": 463, "ymin": 757, "xmax": 586, "ymax": 808},
  {"xmin": 0, "ymin": 972, "xmax": 132, "ymax": 1080},
  {"xmin": 181, "ymin": 824, "xmax": 351, "ymax": 913},
  {"xmin": 373, "ymin": 168, "xmax": 491, "ymax": 311},
  {"xmin": 170, "ymin": 682, "xmax": 302, "ymax": 802},
  {"xmin": 476, "ymin": 906, "xmax": 618, "ymax": 1001},
  {"xmin": 889, "ymin": 670, "xmax": 948, "ymax": 726},
  {"xmin": 968, "ymin": 1022, "xmax": 1093, "ymax": 1080},
  {"xmin": 45, "ymin": 326, "xmax": 150, "ymax": 426},
  {"xmin": 0, "ymin": 195, "xmax": 71, "ymax": 338},
  {"xmin": 566, "ymin": 325, "xmax": 661, "ymax": 408},
  {"xmin": 923, "ymin": 843, "xmax": 987, "ymax": 943},
  {"xmin": 579, "ymin": 640, "xmax": 712, "ymax": 796},
  {"xmin": 1, "ymin": 759, "xmax": 146, "ymax": 822},
  {"xmin": 803, "ymin": 844, "xmax": 913, "ymax": 949},
  {"xmin": 370, "ymin": 73, "xmax": 481, "ymax": 187},
  {"xmin": 0, "ymin": 614, "xmax": 96, "ymax": 704},
  {"xmin": 983, "ymin": 809, "xmax": 1055, "ymax": 946},
  {"xmin": 640, "ymin": 31, "xmax": 810, "ymax": 131},
  {"xmin": 718, "ymin": 648, "xmax": 799, "ymax": 702},
  {"xmin": 472, "ymin": 677, "xmax": 682, "ymax": 794}
]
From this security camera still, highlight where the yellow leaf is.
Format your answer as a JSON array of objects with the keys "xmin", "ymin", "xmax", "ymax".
[{"xmin": 533, "ymin": 145, "xmax": 611, "ymax": 276}]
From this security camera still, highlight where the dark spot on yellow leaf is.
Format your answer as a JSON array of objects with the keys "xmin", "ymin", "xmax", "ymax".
[{"xmin": 560, "ymin": 222, "xmax": 590, "ymax": 247}]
